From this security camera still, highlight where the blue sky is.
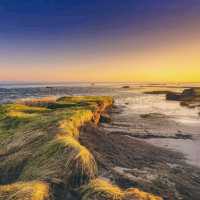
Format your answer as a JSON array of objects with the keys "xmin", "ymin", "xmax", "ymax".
[{"xmin": 1, "ymin": 0, "xmax": 199, "ymax": 43}]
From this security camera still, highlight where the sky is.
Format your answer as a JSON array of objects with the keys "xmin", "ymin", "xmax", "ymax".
[{"xmin": 0, "ymin": 0, "xmax": 200, "ymax": 82}]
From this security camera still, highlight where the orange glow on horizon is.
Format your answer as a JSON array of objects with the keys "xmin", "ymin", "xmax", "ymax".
[{"xmin": 1, "ymin": 22, "xmax": 200, "ymax": 83}]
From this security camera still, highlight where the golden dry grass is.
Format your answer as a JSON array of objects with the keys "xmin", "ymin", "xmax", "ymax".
[
  {"xmin": 57, "ymin": 135, "xmax": 97, "ymax": 187},
  {"xmin": 58, "ymin": 110, "xmax": 93, "ymax": 138},
  {"xmin": 81, "ymin": 178, "xmax": 163, "ymax": 200},
  {"xmin": 81, "ymin": 178, "xmax": 124, "ymax": 200},
  {"xmin": 125, "ymin": 188, "xmax": 163, "ymax": 200},
  {"xmin": 0, "ymin": 181, "xmax": 50, "ymax": 200}
]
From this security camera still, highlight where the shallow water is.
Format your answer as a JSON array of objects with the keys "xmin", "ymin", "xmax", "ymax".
[
  {"xmin": 114, "ymin": 89, "xmax": 200, "ymax": 167},
  {"xmin": 116, "ymin": 94, "xmax": 200, "ymax": 124},
  {"xmin": 145, "ymin": 138, "xmax": 200, "ymax": 167}
]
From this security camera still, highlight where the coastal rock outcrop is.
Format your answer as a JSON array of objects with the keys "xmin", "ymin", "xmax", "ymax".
[
  {"xmin": 166, "ymin": 88, "xmax": 200, "ymax": 108},
  {"xmin": 166, "ymin": 88, "xmax": 200, "ymax": 101},
  {"xmin": 166, "ymin": 92, "xmax": 182, "ymax": 101},
  {"xmin": 121, "ymin": 85, "xmax": 130, "ymax": 89}
]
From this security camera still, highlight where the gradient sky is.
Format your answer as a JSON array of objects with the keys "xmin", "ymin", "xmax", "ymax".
[{"xmin": 0, "ymin": 0, "xmax": 200, "ymax": 82}]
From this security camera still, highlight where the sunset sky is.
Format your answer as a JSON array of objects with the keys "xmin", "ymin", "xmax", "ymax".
[{"xmin": 0, "ymin": 0, "xmax": 200, "ymax": 82}]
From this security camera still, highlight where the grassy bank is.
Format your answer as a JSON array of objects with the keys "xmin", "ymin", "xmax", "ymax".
[{"xmin": 0, "ymin": 96, "xmax": 162, "ymax": 200}]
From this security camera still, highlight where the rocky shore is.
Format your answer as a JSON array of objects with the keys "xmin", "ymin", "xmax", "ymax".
[
  {"xmin": 0, "ymin": 96, "xmax": 163, "ymax": 200},
  {"xmin": 81, "ymin": 123, "xmax": 200, "ymax": 200},
  {"xmin": 144, "ymin": 87, "xmax": 200, "ymax": 110},
  {"xmin": 80, "ymin": 104, "xmax": 200, "ymax": 200},
  {"xmin": 166, "ymin": 88, "xmax": 200, "ymax": 109}
]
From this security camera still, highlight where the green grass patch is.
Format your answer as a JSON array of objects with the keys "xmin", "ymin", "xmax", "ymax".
[{"xmin": 0, "ymin": 96, "xmax": 112, "ymax": 190}]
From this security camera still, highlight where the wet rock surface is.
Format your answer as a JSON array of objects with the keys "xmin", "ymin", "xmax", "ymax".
[
  {"xmin": 144, "ymin": 88, "xmax": 200, "ymax": 109},
  {"xmin": 166, "ymin": 88, "xmax": 200, "ymax": 108},
  {"xmin": 144, "ymin": 91, "xmax": 172, "ymax": 95},
  {"xmin": 101, "ymin": 107, "xmax": 200, "ymax": 139},
  {"xmin": 166, "ymin": 92, "xmax": 183, "ymax": 101},
  {"xmin": 80, "ymin": 105, "xmax": 200, "ymax": 200},
  {"xmin": 80, "ymin": 123, "xmax": 200, "ymax": 200},
  {"xmin": 121, "ymin": 86, "xmax": 131, "ymax": 89}
]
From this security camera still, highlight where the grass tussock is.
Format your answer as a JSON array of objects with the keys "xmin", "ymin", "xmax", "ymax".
[
  {"xmin": 18, "ymin": 135, "xmax": 97, "ymax": 187},
  {"xmin": 58, "ymin": 110, "xmax": 93, "ymax": 138},
  {"xmin": 81, "ymin": 178, "xmax": 163, "ymax": 200},
  {"xmin": 124, "ymin": 188, "xmax": 162, "ymax": 200},
  {"xmin": 0, "ymin": 181, "xmax": 50, "ymax": 200},
  {"xmin": 81, "ymin": 178, "xmax": 124, "ymax": 200},
  {"xmin": 57, "ymin": 135, "xmax": 97, "ymax": 187}
]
